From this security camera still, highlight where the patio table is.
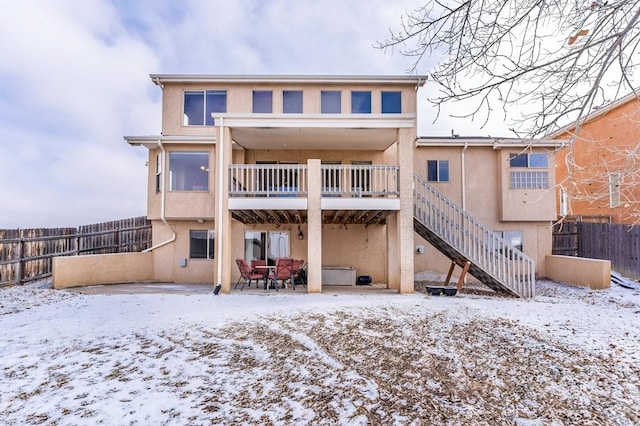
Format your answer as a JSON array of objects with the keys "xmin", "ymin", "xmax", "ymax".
[{"xmin": 253, "ymin": 265, "xmax": 277, "ymax": 290}]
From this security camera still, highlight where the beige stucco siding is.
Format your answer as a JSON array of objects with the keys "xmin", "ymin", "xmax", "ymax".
[
  {"xmin": 245, "ymin": 150, "xmax": 388, "ymax": 164},
  {"xmin": 147, "ymin": 144, "xmax": 217, "ymax": 221},
  {"xmin": 546, "ymin": 255, "xmax": 610, "ymax": 289},
  {"xmin": 498, "ymin": 149, "xmax": 557, "ymax": 222},
  {"xmin": 413, "ymin": 145, "xmax": 554, "ymax": 278},
  {"xmin": 151, "ymin": 220, "xmax": 216, "ymax": 284},
  {"xmin": 228, "ymin": 222, "xmax": 387, "ymax": 284},
  {"xmin": 161, "ymin": 82, "xmax": 417, "ymax": 136},
  {"xmin": 113, "ymin": 76, "xmax": 558, "ymax": 295},
  {"xmin": 53, "ymin": 252, "xmax": 154, "ymax": 289}
]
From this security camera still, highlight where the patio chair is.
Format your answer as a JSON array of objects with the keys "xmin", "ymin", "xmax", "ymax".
[
  {"xmin": 267, "ymin": 258, "xmax": 294, "ymax": 290},
  {"xmin": 235, "ymin": 258, "xmax": 264, "ymax": 290},
  {"xmin": 290, "ymin": 259, "xmax": 306, "ymax": 290},
  {"xmin": 250, "ymin": 259, "xmax": 268, "ymax": 278}
]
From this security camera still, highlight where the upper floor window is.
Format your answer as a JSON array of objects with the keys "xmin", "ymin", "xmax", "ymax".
[
  {"xmin": 321, "ymin": 91, "xmax": 341, "ymax": 113},
  {"xmin": 509, "ymin": 153, "xmax": 548, "ymax": 168},
  {"xmin": 253, "ymin": 90, "xmax": 273, "ymax": 113},
  {"xmin": 382, "ymin": 91, "xmax": 402, "ymax": 113},
  {"xmin": 183, "ymin": 90, "xmax": 226, "ymax": 126},
  {"xmin": 427, "ymin": 160, "xmax": 449, "ymax": 182},
  {"xmin": 509, "ymin": 152, "xmax": 549, "ymax": 189},
  {"xmin": 283, "ymin": 90, "xmax": 303, "ymax": 113},
  {"xmin": 169, "ymin": 152, "xmax": 209, "ymax": 191},
  {"xmin": 351, "ymin": 91, "xmax": 371, "ymax": 113}
]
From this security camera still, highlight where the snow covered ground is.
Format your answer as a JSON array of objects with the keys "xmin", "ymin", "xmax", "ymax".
[{"xmin": 1, "ymin": 279, "xmax": 639, "ymax": 425}]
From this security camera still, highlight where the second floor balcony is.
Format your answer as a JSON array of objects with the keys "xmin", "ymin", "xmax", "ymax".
[
  {"xmin": 228, "ymin": 163, "xmax": 401, "ymax": 221},
  {"xmin": 229, "ymin": 164, "xmax": 399, "ymax": 197}
]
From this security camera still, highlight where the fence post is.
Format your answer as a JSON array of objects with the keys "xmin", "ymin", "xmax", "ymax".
[
  {"xmin": 18, "ymin": 233, "xmax": 25, "ymax": 284},
  {"xmin": 115, "ymin": 226, "xmax": 120, "ymax": 253}
]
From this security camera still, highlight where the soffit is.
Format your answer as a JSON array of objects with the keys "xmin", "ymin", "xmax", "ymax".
[{"xmin": 231, "ymin": 127, "xmax": 398, "ymax": 151}]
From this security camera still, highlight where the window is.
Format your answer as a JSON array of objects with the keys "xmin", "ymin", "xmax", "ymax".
[
  {"xmin": 609, "ymin": 173, "xmax": 621, "ymax": 208},
  {"xmin": 382, "ymin": 91, "xmax": 402, "ymax": 113},
  {"xmin": 183, "ymin": 90, "xmax": 226, "ymax": 126},
  {"xmin": 321, "ymin": 91, "xmax": 341, "ymax": 113},
  {"xmin": 169, "ymin": 152, "xmax": 209, "ymax": 191},
  {"xmin": 155, "ymin": 153, "xmax": 162, "ymax": 193},
  {"xmin": 559, "ymin": 187, "xmax": 568, "ymax": 216},
  {"xmin": 509, "ymin": 153, "xmax": 548, "ymax": 168},
  {"xmin": 495, "ymin": 231, "xmax": 523, "ymax": 252},
  {"xmin": 190, "ymin": 230, "xmax": 214, "ymax": 259},
  {"xmin": 427, "ymin": 160, "xmax": 449, "ymax": 182},
  {"xmin": 283, "ymin": 90, "xmax": 303, "ymax": 113},
  {"xmin": 509, "ymin": 152, "xmax": 549, "ymax": 189},
  {"xmin": 253, "ymin": 90, "xmax": 273, "ymax": 113},
  {"xmin": 351, "ymin": 91, "xmax": 371, "ymax": 113},
  {"xmin": 510, "ymin": 171, "xmax": 549, "ymax": 189}
]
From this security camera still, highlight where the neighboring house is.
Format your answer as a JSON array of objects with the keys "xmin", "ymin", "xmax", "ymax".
[
  {"xmin": 551, "ymin": 93, "xmax": 640, "ymax": 225},
  {"xmin": 121, "ymin": 74, "xmax": 563, "ymax": 297}
]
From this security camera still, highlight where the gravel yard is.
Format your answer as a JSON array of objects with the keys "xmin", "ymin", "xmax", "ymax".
[{"xmin": 1, "ymin": 279, "xmax": 639, "ymax": 425}]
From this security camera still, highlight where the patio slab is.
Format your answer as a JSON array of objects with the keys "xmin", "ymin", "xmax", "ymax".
[{"xmin": 62, "ymin": 282, "xmax": 395, "ymax": 295}]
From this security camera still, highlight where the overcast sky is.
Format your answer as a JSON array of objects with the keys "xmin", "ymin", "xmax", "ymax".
[{"xmin": 0, "ymin": 0, "xmax": 511, "ymax": 229}]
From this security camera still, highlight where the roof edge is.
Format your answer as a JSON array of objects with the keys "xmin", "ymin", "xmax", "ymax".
[
  {"xmin": 416, "ymin": 136, "xmax": 567, "ymax": 148},
  {"xmin": 546, "ymin": 90, "xmax": 640, "ymax": 139},
  {"xmin": 150, "ymin": 74, "xmax": 428, "ymax": 86}
]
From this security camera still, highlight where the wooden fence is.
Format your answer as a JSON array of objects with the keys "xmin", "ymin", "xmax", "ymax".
[
  {"xmin": 0, "ymin": 216, "xmax": 151, "ymax": 286},
  {"xmin": 553, "ymin": 221, "xmax": 640, "ymax": 280}
]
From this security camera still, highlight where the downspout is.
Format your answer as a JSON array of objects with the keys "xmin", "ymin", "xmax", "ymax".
[
  {"xmin": 143, "ymin": 139, "xmax": 176, "ymax": 252},
  {"xmin": 216, "ymin": 117, "xmax": 224, "ymax": 288},
  {"xmin": 461, "ymin": 142, "xmax": 468, "ymax": 210}
]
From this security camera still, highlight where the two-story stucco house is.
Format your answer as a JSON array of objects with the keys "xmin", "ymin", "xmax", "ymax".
[{"xmin": 117, "ymin": 74, "xmax": 562, "ymax": 297}]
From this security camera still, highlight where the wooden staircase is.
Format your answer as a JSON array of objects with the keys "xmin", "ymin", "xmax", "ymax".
[{"xmin": 413, "ymin": 175, "xmax": 535, "ymax": 298}]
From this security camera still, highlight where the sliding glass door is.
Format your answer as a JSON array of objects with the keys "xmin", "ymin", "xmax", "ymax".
[{"xmin": 244, "ymin": 231, "xmax": 290, "ymax": 265}]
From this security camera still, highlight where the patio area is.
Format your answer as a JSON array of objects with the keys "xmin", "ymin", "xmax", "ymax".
[{"xmin": 62, "ymin": 282, "xmax": 395, "ymax": 295}]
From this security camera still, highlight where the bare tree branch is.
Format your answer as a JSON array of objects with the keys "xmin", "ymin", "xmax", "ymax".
[
  {"xmin": 378, "ymin": 0, "xmax": 640, "ymax": 224},
  {"xmin": 377, "ymin": 0, "xmax": 640, "ymax": 136}
]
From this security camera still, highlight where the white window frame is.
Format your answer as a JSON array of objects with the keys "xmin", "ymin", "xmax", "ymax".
[
  {"xmin": 183, "ymin": 90, "xmax": 227, "ymax": 126},
  {"xmin": 168, "ymin": 151, "xmax": 210, "ymax": 192},
  {"xmin": 155, "ymin": 153, "xmax": 162, "ymax": 193},
  {"xmin": 427, "ymin": 160, "xmax": 449, "ymax": 182},
  {"xmin": 190, "ymin": 230, "xmax": 215, "ymax": 259},
  {"xmin": 609, "ymin": 173, "xmax": 621, "ymax": 208},
  {"xmin": 495, "ymin": 230, "xmax": 523, "ymax": 252},
  {"xmin": 509, "ymin": 152, "xmax": 549, "ymax": 189},
  {"xmin": 560, "ymin": 187, "xmax": 568, "ymax": 216}
]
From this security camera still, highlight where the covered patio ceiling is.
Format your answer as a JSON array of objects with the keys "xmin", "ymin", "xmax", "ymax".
[
  {"xmin": 231, "ymin": 127, "xmax": 398, "ymax": 151},
  {"xmin": 231, "ymin": 209, "xmax": 393, "ymax": 226}
]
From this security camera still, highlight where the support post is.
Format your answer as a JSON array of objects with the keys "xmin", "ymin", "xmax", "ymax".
[
  {"xmin": 397, "ymin": 128, "xmax": 415, "ymax": 293},
  {"xmin": 307, "ymin": 159, "xmax": 322, "ymax": 293}
]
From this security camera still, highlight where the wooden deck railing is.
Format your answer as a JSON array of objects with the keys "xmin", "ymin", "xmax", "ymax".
[
  {"xmin": 229, "ymin": 164, "xmax": 400, "ymax": 198},
  {"xmin": 229, "ymin": 164, "xmax": 308, "ymax": 197},
  {"xmin": 321, "ymin": 165, "xmax": 399, "ymax": 197}
]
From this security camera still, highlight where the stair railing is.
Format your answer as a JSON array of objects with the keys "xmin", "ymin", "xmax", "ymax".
[{"xmin": 413, "ymin": 174, "xmax": 535, "ymax": 298}]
